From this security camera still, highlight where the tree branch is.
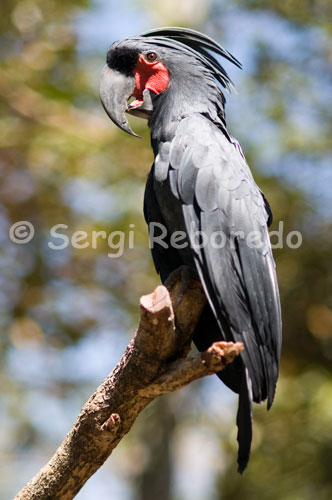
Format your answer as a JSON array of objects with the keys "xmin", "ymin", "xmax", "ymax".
[{"xmin": 14, "ymin": 278, "xmax": 243, "ymax": 500}]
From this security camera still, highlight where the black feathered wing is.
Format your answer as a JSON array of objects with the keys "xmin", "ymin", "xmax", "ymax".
[{"xmin": 154, "ymin": 113, "xmax": 282, "ymax": 407}]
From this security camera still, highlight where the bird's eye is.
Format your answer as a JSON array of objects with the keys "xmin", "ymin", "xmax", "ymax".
[{"xmin": 146, "ymin": 51, "xmax": 158, "ymax": 62}]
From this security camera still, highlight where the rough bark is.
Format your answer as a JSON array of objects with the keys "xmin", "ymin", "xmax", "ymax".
[{"xmin": 14, "ymin": 278, "xmax": 243, "ymax": 500}]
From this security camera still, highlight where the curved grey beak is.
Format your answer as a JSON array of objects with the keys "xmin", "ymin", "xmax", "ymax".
[{"xmin": 99, "ymin": 65, "xmax": 139, "ymax": 137}]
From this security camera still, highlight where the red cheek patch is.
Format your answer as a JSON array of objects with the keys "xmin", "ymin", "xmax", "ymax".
[{"xmin": 132, "ymin": 55, "xmax": 170, "ymax": 101}]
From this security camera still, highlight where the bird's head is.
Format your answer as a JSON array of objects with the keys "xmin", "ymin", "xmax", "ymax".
[{"xmin": 99, "ymin": 27, "xmax": 241, "ymax": 137}]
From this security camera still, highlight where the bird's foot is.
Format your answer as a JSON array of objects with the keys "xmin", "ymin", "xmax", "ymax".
[{"xmin": 165, "ymin": 265, "xmax": 199, "ymax": 308}]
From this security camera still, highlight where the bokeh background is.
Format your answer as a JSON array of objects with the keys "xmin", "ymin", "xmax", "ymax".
[{"xmin": 1, "ymin": 0, "xmax": 332, "ymax": 498}]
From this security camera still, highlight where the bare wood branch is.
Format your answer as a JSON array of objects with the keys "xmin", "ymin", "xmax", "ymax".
[
  {"xmin": 142, "ymin": 341, "xmax": 244, "ymax": 397},
  {"xmin": 14, "ymin": 279, "xmax": 243, "ymax": 500}
]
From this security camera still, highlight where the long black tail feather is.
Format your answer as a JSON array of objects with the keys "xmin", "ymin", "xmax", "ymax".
[{"xmin": 236, "ymin": 367, "xmax": 253, "ymax": 473}]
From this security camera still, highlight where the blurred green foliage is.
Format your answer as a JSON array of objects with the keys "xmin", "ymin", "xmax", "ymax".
[{"xmin": 0, "ymin": 0, "xmax": 332, "ymax": 499}]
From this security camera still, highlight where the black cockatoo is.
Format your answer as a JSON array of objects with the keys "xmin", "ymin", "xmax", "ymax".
[{"xmin": 99, "ymin": 27, "xmax": 282, "ymax": 473}]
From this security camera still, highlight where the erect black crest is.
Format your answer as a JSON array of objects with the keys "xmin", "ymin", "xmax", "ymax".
[{"xmin": 140, "ymin": 27, "xmax": 242, "ymax": 92}]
